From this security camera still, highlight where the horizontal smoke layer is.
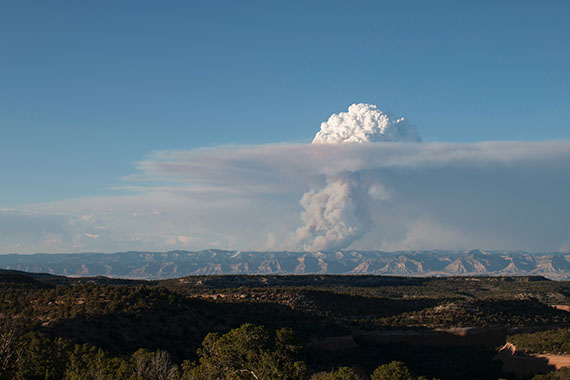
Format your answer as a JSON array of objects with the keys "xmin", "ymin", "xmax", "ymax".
[{"xmin": 3, "ymin": 141, "xmax": 570, "ymax": 253}]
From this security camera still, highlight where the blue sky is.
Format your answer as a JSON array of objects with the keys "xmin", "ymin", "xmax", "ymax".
[
  {"xmin": 1, "ymin": 1, "xmax": 569, "ymax": 253},
  {"xmin": 2, "ymin": 1, "xmax": 569, "ymax": 204}
]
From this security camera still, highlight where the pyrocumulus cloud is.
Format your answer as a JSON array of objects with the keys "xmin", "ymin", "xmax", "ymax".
[
  {"xmin": 312, "ymin": 103, "xmax": 421, "ymax": 144},
  {"xmin": 295, "ymin": 103, "xmax": 419, "ymax": 251}
]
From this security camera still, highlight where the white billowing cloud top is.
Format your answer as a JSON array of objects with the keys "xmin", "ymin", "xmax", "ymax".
[{"xmin": 312, "ymin": 103, "xmax": 421, "ymax": 144}]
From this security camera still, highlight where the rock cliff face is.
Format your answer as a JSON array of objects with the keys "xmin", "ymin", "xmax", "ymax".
[{"xmin": 1, "ymin": 249, "xmax": 570, "ymax": 280}]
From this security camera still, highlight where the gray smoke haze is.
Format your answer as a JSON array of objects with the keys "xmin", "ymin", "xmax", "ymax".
[
  {"xmin": 295, "ymin": 103, "xmax": 419, "ymax": 251},
  {"xmin": 3, "ymin": 140, "xmax": 570, "ymax": 253}
]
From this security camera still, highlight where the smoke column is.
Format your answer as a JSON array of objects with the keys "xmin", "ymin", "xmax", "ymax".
[
  {"xmin": 295, "ymin": 103, "xmax": 420, "ymax": 251},
  {"xmin": 294, "ymin": 175, "xmax": 370, "ymax": 251}
]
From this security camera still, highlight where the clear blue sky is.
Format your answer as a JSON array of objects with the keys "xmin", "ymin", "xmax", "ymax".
[{"xmin": 1, "ymin": 0, "xmax": 569, "ymax": 205}]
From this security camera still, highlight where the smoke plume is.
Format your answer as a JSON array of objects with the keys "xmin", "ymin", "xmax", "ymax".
[
  {"xmin": 294, "ymin": 175, "xmax": 371, "ymax": 251},
  {"xmin": 296, "ymin": 103, "xmax": 420, "ymax": 251},
  {"xmin": 312, "ymin": 103, "xmax": 421, "ymax": 144}
]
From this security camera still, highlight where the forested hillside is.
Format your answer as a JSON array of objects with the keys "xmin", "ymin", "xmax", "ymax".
[{"xmin": 2, "ymin": 270, "xmax": 570, "ymax": 379}]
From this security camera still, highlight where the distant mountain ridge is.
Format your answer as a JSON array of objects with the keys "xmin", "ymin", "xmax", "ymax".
[{"xmin": 1, "ymin": 249, "xmax": 570, "ymax": 280}]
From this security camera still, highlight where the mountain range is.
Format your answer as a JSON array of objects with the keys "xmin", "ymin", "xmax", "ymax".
[{"xmin": 1, "ymin": 249, "xmax": 570, "ymax": 280}]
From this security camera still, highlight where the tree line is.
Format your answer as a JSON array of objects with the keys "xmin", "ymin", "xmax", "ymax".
[{"xmin": 1, "ymin": 321, "xmax": 436, "ymax": 380}]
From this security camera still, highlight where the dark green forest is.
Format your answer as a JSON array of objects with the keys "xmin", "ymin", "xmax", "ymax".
[
  {"xmin": 509, "ymin": 328, "xmax": 570, "ymax": 355},
  {"xmin": 2, "ymin": 270, "xmax": 570, "ymax": 379}
]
